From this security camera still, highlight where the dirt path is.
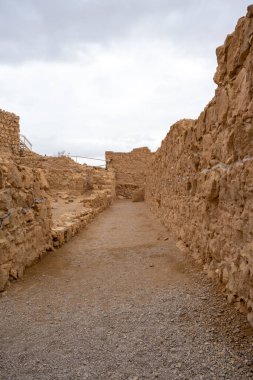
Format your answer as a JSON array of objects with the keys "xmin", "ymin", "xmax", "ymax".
[{"xmin": 0, "ymin": 200, "xmax": 252, "ymax": 380}]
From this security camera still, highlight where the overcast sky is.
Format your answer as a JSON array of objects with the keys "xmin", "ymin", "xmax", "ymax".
[{"xmin": 0, "ymin": 1, "xmax": 250, "ymax": 161}]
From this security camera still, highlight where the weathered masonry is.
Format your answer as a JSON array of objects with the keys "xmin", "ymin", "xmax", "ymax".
[
  {"xmin": 0, "ymin": 137, "xmax": 52, "ymax": 290},
  {"xmin": 0, "ymin": 109, "xmax": 20, "ymax": 156},
  {"xmin": 106, "ymin": 147, "xmax": 153, "ymax": 199},
  {"xmin": 0, "ymin": 113, "xmax": 115, "ymax": 291},
  {"xmin": 146, "ymin": 5, "xmax": 253, "ymax": 325}
]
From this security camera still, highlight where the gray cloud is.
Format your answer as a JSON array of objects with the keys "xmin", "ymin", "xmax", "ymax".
[
  {"xmin": 0, "ymin": 0, "xmax": 250, "ymax": 63},
  {"xmin": 0, "ymin": 1, "xmax": 251, "ymax": 158}
]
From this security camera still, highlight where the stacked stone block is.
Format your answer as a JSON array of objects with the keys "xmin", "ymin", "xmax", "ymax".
[
  {"xmin": 52, "ymin": 168, "xmax": 115, "ymax": 248},
  {"xmin": 0, "ymin": 109, "xmax": 20, "ymax": 156},
  {"xmin": 146, "ymin": 6, "xmax": 253, "ymax": 325},
  {"xmin": 0, "ymin": 158, "xmax": 52, "ymax": 290},
  {"xmin": 106, "ymin": 147, "xmax": 153, "ymax": 198}
]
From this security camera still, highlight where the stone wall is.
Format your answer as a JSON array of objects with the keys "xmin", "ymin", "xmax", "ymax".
[
  {"xmin": 20, "ymin": 153, "xmax": 95, "ymax": 194},
  {"xmin": 0, "ymin": 149, "xmax": 116, "ymax": 290},
  {"xmin": 106, "ymin": 147, "xmax": 153, "ymax": 198},
  {"xmin": 0, "ymin": 109, "xmax": 20, "ymax": 156},
  {"xmin": 0, "ymin": 157, "xmax": 52, "ymax": 290},
  {"xmin": 146, "ymin": 6, "xmax": 253, "ymax": 325},
  {"xmin": 52, "ymin": 168, "xmax": 115, "ymax": 248},
  {"xmin": 0, "ymin": 110, "xmax": 117, "ymax": 291}
]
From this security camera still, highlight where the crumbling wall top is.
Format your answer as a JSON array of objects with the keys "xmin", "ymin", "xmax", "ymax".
[{"xmin": 0, "ymin": 109, "xmax": 20, "ymax": 157}]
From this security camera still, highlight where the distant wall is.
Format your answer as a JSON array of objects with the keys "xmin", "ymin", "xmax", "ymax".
[
  {"xmin": 0, "ymin": 109, "xmax": 20, "ymax": 156},
  {"xmin": 106, "ymin": 147, "xmax": 153, "ymax": 198},
  {"xmin": 20, "ymin": 154, "xmax": 92, "ymax": 194}
]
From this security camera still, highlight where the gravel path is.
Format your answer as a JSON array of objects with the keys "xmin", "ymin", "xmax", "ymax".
[{"xmin": 0, "ymin": 200, "xmax": 253, "ymax": 380}]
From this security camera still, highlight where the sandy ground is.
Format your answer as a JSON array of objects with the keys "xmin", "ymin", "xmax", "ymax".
[
  {"xmin": 50, "ymin": 193, "xmax": 85, "ymax": 222},
  {"xmin": 0, "ymin": 200, "xmax": 253, "ymax": 380}
]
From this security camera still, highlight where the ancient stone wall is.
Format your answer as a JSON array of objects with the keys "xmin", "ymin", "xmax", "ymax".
[
  {"xmin": 0, "ymin": 111, "xmax": 116, "ymax": 290},
  {"xmin": 106, "ymin": 147, "xmax": 153, "ymax": 198},
  {"xmin": 20, "ymin": 153, "xmax": 94, "ymax": 194},
  {"xmin": 0, "ymin": 109, "xmax": 20, "ymax": 156},
  {"xmin": 146, "ymin": 6, "xmax": 253, "ymax": 325},
  {"xmin": 52, "ymin": 168, "xmax": 115, "ymax": 248},
  {"xmin": 0, "ymin": 157, "xmax": 52, "ymax": 290}
]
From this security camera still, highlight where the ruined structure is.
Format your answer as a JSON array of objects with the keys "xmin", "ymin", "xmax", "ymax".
[
  {"xmin": 0, "ymin": 109, "xmax": 20, "ymax": 156},
  {"xmin": 106, "ymin": 147, "xmax": 153, "ymax": 198},
  {"xmin": 146, "ymin": 6, "xmax": 253, "ymax": 324},
  {"xmin": 0, "ymin": 159, "xmax": 52, "ymax": 289},
  {"xmin": 1, "ymin": 5, "xmax": 253, "ymax": 330},
  {"xmin": 0, "ymin": 113, "xmax": 52, "ymax": 289},
  {"xmin": 20, "ymin": 153, "xmax": 95, "ymax": 194},
  {"xmin": 0, "ymin": 116, "xmax": 115, "ymax": 291}
]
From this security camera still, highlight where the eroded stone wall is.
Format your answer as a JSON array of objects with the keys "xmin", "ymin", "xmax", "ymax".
[
  {"xmin": 146, "ymin": 6, "xmax": 253, "ymax": 324},
  {"xmin": 0, "ymin": 113, "xmax": 116, "ymax": 290},
  {"xmin": 106, "ymin": 147, "xmax": 153, "ymax": 198},
  {"xmin": 52, "ymin": 168, "xmax": 115, "ymax": 248},
  {"xmin": 0, "ymin": 109, "xmax": 20, "ymax": 156},
  {"xmin": 20, "ymin": 153, "xmax": 92, "ymax": 194},
  {"xmin": 0, "ymin": 157, "xmax": 52, "ymax": 290}
]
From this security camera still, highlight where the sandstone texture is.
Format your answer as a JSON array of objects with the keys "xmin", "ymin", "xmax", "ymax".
[
  {"xmin": 0, "ymin": 109, "xmax": 20, "ymax": 156},
  {"xmin": 20, "ymin": 153, "xmax": 94, "ymax": 194},
  {"xmin": 146, "ymin": 7, "xmax": 253, "ymax": 325},
  {"xmin": 106, "ymin": 147, "xmax": 153, "ymax": 198},
  {"xmin": 51, "ymin": 169, "xmax": 115, "ymax": 248},
  {"xmin": 0, "ymin": 157, "xmax": 52, "ymax": 290},
  {"xmin": 0, "ymin": 111, "xmax": 115, "ymax": 290},
  {"xmin": 20, "ymin": 152, "xmax": 116, "ymax": 249}
]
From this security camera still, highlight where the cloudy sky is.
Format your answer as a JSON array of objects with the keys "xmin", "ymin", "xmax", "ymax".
[{"xmin": 0, "ymin": 1, "xmax": 250, "ymax": 161}]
